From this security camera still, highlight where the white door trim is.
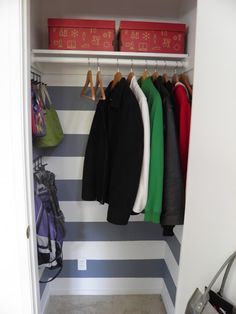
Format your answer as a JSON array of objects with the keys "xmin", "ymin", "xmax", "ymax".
[{"xmin": 0, "ymin": 0, "xmax": 40, "ymax": 313}]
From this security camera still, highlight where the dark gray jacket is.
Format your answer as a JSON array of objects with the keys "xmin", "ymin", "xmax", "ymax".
[{"xmin": 153, "ymin": 77, "xmax": 185, "ymax": 227}]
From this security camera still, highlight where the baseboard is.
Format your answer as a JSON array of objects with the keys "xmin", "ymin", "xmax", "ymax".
[
  {"xmin": 49, "ymin": 277, "xmax": 164, "ymax": 296},
  {"xmin": 41, "ymin": 283, "xmax": 50, "ymax": 314},
  {"xmin": 161, "ymin": 283, "xmax": 175, "ymax": 314}
]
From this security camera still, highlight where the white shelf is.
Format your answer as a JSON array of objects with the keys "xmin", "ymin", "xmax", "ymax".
[{"xmin": 32, "ymin": 49, "xmax": 188, "ymax": 60}]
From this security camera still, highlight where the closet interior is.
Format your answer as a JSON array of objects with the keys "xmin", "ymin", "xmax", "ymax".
[{"xmin": 29, "ymin": 0, "xmax": 197, "ymax": 313}]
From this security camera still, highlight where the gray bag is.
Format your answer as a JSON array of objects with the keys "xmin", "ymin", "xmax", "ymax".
[{"xmin": 185, "ymin": 251, "xmax": 236, "ymax": 314}]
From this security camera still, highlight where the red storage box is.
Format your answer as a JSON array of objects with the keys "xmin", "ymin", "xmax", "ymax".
[
  {"xmin": 119, "ymin": 21, "xmax": 186, "ymax": 53},
  {"xmin": 48, "ymin": 19, "xmax": 116, "ymax": 51}
]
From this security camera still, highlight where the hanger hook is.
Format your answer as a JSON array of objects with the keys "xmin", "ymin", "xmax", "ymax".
[
  {"xmin": 117, "ymin": 58, "xmax": 119, "ymax": 72},
  {"xmin": 174, "ymin": 61, "xmax": 178, "ymax": 74},
  {"xmin": 88, "ymin": 58, "xmax": 91, "ymax": 70},
  {"xmin": 145, "ymin": 60, "xmax": 148, "ymax": 72},
  {"xmin": 131, "ymin": 59, "xmax": 133, "ymax": 73},
  {"xmin": 97, "ymin": 58, "xmax": 100, "ymax": 71},
  {"xmin": 164, "ymin": 60, "xmax": 167, "ymax": 73},
  {"xmin": 181, "ymin": 61, "xmax": 184, "ymax": 73},
  {"xmin": 155, "ymin": 60, "xmax": 158, "ymax": 73}
]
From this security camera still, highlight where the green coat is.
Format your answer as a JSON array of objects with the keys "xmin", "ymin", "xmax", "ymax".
[{"xmin": 139, "ymin": 77, "xmax": 164, "ymax": 223}]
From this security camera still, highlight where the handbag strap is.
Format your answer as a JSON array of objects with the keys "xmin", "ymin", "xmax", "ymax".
[
  {"xmin": 203, "ymin": 251, "xmax": 236, "ymax": 303},
  {"xmin": 40, "ymin": 83, "xmax": 52, "ymax": 106},
  {"xmin": 219, "ymin": 254, "xmax": 236, "ymax": 295}
]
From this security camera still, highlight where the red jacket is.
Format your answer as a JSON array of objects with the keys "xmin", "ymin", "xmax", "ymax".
[{"xmin": 173, "ymin": 82, "xmax": 191, "ymax": 183}]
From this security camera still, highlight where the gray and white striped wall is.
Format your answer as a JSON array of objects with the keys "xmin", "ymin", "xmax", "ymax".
[{"xmin": 35, "ymin": 71, "xmax": 183, "ymax": 314}]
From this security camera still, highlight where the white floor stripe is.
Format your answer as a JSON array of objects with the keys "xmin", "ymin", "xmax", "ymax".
[
  {"xmin": 49, "ymin": 278, "xmax": 163, "ymax": 296},
  {"xmin": 165, "ymin": 245, "xmax": 179, "ymax": 286},
  {"xmin": 57, "ymin": 110, "xmax": 94, "ymax": 134},
  {"xmin": 62, "ymin": 241, "xmax": 166, "ymax": 260},
  {"xmin": 43, "ymin": 157, "xmax": 84, "ymax": 180},
  {"xmin": 161, "ymin": 283, "xmax": 175, "ymax": 314},
  {"xmin": 60, "ymin": 201, "xmax": 145, "ymax": 222}
]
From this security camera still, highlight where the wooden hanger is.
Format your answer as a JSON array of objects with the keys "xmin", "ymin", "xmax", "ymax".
[
  {"xmin": 172, "ymin": 62, "xmax": 179, "ymax": 85},
  {"xmin": 95, "ymin": 61, "xmax": 106, "ymax": 100},
  {"xmin": 127, "ymin": 60, "xmax": 135, "ymax": 84},
  {"xmin": 152, "ymin": 60, "xmax": 159, "ymax": 81},
  {"xmin": 141, "ymin": 60, "xmax": 149, "ymax": 81},
  {"xmin": 179, "ymin": 73, "xmax": 193, "ymax": 97},
  {"xmin": 172, "ymin": 73, "xmax": 179, "ymax": 85},
  {"xmin": 111, "ymin": 59, "xmax": 122, "ymax": 89},
  {"xmin": 80, "ymin": 60, "xmax": 96, "ymax": 101}
]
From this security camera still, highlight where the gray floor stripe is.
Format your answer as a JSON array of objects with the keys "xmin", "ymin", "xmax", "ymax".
[
  {"xmin": 33, "ymin": 135, "xmax": 88, "ymax": 157},
  {"xmin": 41, "ymin": 259, "xmax": 176, "ymax": 303},
  {"xmin": 48, "ymin": 86, "xmax": 97, "ymax": 111}
]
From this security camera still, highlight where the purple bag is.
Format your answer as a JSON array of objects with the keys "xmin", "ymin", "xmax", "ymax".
[{"xmin": 34, "ymin": 174, "xmax": 65, "ymax": 283}]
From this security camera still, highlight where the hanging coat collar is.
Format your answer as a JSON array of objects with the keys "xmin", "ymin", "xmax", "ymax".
[{"xmin": 106, "ymin": 78, "xmax": 127, "ymax": 108}]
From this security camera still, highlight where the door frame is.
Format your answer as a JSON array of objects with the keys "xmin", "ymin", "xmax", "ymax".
[{"xmin": 0, "ymin": 0, "xmax": 41, "ymax": 313}]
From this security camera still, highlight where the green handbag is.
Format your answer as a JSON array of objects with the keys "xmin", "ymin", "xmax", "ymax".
[{"xmin": 34, "ymin": 84, "xmax": 64, "ymax": 148}]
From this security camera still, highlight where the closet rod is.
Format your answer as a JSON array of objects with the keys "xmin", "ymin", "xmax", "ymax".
[{"xmin": 32, "ymin": 57, "xmax": 187, "ymax": 68}]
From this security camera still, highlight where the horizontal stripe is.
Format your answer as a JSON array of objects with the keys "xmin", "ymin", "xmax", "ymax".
[
  {"xmin": 49, "ymin": 277, "xmax": 163, "ymax": 295},
  {"xmin": 163, "ymin": 262, "xmax": 176, "ymax": 304},
  {"xmin": 33, "ymin": 134, "xmax": 88, "ymax": 157},
  {"xmin": 43, "ymin": 157, "xmax": 84, "ymax": 180},
  {"xmin": 165, "ymin": 245, "xmax": 179, "ymax": 286},
  {"xmin": 57, "ymin": 110, "xmax": 94, "ymax": 134},
  {"xmin": 40, "ymin": 282, "xmax": 47, "ymax": 299},
  {"xmin": 47, "ymin": 86, "xmax": 97, "ymax": 110},
  {"xmin": 65, "ymin": 221, "xmax": 163, "ymax": 241},
  {"xmin": 44, "ymin": 259, "xmax": 167, "ymax": 278},
  {"xmin": 162, "ymin": 282, "xmax": 175, "ymax": 314},
  {"xmin": 62, "ymin": 241, "xmax": 165, "ymax": 260},
  {"xmin": 38, "ymin": 267, "xmax": 45, "ymax": 280},
  {"xmin": 40, "ymin": 282, "xmax": 50, "ymax": 313},
  {"xmin": 42, "ymin": 259, "xmax": 176, "ymax": 304},
  {"xmin": 63, "ymin": 221, "xmax": 180, "ymax": 264},
  {"xmin": 56, "ymin": 180, "xmax": 82, "ymax": 201},
  {"xmin": 173, "ymin": 225, "xmax": 183, "ymax": 244},
  {"xmin": 60, "ymin": 201, "xmax": 144, "ymax": 222},
  {"xmin": 166, "ymin": 236, "xmax": 181, "ymax": 264}
]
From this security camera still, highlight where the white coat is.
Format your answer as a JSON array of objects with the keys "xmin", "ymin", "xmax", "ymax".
[{"xmin": 130, "ymin": 76, "xmax": 150, "ymax": 213}]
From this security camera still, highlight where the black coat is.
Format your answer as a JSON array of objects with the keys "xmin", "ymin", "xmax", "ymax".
[
  {"xmin": 82, "ymin": 78, "xmax": 144, "ymax": 225},
  {"xmin": 153, "ymin": 76, "xmax": 185, "ymax": 227}
]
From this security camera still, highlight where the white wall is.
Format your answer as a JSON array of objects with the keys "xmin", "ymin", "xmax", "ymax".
[{"xmin": 176, "ymin": 0, "xmax": 236, "ymax": 312}]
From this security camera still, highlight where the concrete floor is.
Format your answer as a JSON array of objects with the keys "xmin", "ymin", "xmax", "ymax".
[{"xmin": 45, "ymin": 295, "xmax": 167, "ymax": 314}]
